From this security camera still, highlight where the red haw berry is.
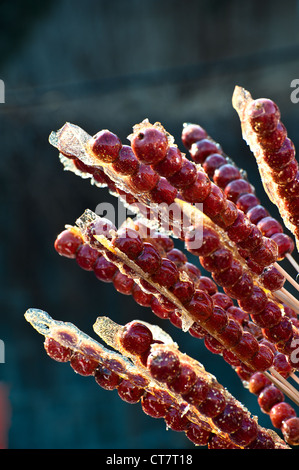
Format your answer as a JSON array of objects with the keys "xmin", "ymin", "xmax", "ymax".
[
  {"xmin": 197, "ymin": 388, "xmax": 226, "ymax": 418},
  {"xmin": 186, "ymin": 421, "xmax": 212, "ymax": 446},
  {"xmin": 236, "ymin": 193, "xmax": 260, "ymax": 213},
  {"xmin": 197, "ymin": 276, "xmax": 218, "ymax": 295},
  {"xmin": 112, "ymin": 228, "xmax": 143, "ymax": 260},
  {"xmin": 75, "ymin": 244, "xmax": 99, "ymax": 271},
  {"xmin": 129, "ymin": 163, "xmax": 160, "ymax": 193},
  {"xmin": 141, "ymin": 391, "xmax": 170, "ymax": 418},
  {"xmin": 204, "ymin": 335, "xmax": 224, "ymax": 354},
  {"xmin": 212, "ymin": 259, "xmax": 243, "ymax": 288},
  {"xmin": 281, "ymin": 417, "xmax": 299, "ymax": 446},
  {"xmin": 212, "ymin": 402, "xmax": 243, "ymax": 433},
  {"xmin": 203, "ymin": 153, "xmax": 226, "ymax": 176},
  {"xmin": 224, "ymin": 179, "xmax": 254, "ymax": 203},
  {"xmin": 94, "ymin": 364, "xmax": 121, "ymax": 390},
  {"xmin": 263, "ymin": 137, "xmax": 295, "ymax": 171},
  {"xmin": 185, "ymin": 290, "xmax": 213, "ymax": 323},
  {"xmin": 165, "ymin": 405, "xmax": 191, "ymax": 432},
  {"xmin": 167, "ymin": 363, "xmax": 197, "ymax": 395},
  {"xmin": 151, "ymin": 258, "xmax": 179, "ymax": 289},
  {"xmin": 211, "ymin": 292, "xmax": 234, "ymax": 310},
  {"xmin": 185, "ymin": 226, "xmax": 220, "ymax": 257},
  {"xmin": 54, "ymin": 229, "xmax": 82, "ymax": 258},
  {"xmin": 132, "ymin": 284, "xmax": 153, "ymax": 307},
  {"xmin": 203, "ymin": 306, "xmax": 228, "ymax": 335},
  {"xmin": 135, "ymin": 242, "xmax": 161, "ymax": 275},
  {"xmin": 259, "ymin": 266, "xmax": 285, "ymax": 291},
  {"xmin": 213, "ymin": 163, "xmax": 241, "ymax": 189},
  {"xmin": 112, "ymin": 145, "xmax": 139, "ymax": 175},
  {"xmin": 256, "ymin": 121, "xmax": 287, "ymax": 151},
  {"xmin": 119, "ymin": 321, "xmax": 153, "ymax": 356},
  {"xmin": 229, "ymin": 414, "xmax": 258, "ymax": 447},
  {"xmin": 168, "ymin": 158, "xmax": 197, "ymax": 189},
  {"xmin": 150, "ymin": 298, "xmax": 170, "ymax": 319},
  {"xmin": 258, "ymin": 385, "xmax": 284, "ymax": 413},
  {"xmin": 112, "ymin": 271, "xmax": 134, "ymax": 295},
  {"xmin": 220, "ymin": 319, "xmax": 243, "ymax": 350},
  {"xmin": 70, "ymin": 352, "xmax": 99, "ymax": 376},
  {"xmin": 190, "ymin": 139, "xmax": 221, "ymax": 164},
  {"xmin": 246, "ymin": 429, "xmax": 275, "ymax": 449},
  {"xmin": 224, "ymin": 272, "xmax": 253, "ymax": 301},
  {"xmin": 270, "ymin": 402, "xmax": 296, "ymax": 429},
  {"xmin": 248, "ymin": 344, "xmax": 274, "ymax": 372},
  {"xmin": 166, "ymin": 248, "xmax": 187, "ymax": 267},
  {"xmin": 181, "ymin": 171, "xmax": 212, "ymax": 203},
  {"xmin": 117, "ymin": 380, "xmax": 145, "ymax": 403},
  {"xmin": 257, "ymin": 216, "xmax": 283, "ymax": 238},
  {"xmin": 251, "ymin": 301, "xmax": 282, "ymax": 329},
  {"xmin": 147, "ymin": 349, "xmax": 181, "ymax": 383},
  {"xmin": 153, "ymin": 145, "xmax": 183, "ymax": 178},
  {"xmin": 181, "ymin": 123, "xmax": 208, "ymax": 149},
  {"xmin": 263, "ymin": 316, "xmax": 293, "ymax": 344},
  {"xmin": 247, "ymin": 205, "xmax": 270, "ymax": 225},
  {"xmin": 238, "ymin": 286, "xmax": 268, "ymax": 314},
  {"xmin": 182, "ymin": 377, "xmax": 210, "ymax": 406},
  {"xmin": 226, "ymin": 212, "xmax": 252, "ymax": 244},
  {"xmin": 273, "ymin": 353, "xmax": 292, "ymax": 378},
  {"xmin": 232, "ymin": 331, "xmax": 259, "ymax": 361},
  {"xmin": 93, "ymin": 255, "xmax": 118, "ymax": 282},
  {"xmin": 248, "ymin": 372, "xmax": 272, "ymax": 395},
  {"xmin": 271, "ymin": 233, "xmax": 294, "ymax": 259},
  {"xmin": 149, "ymin": 177, "xmax": 178, "ymax": 205},
  {"xmin": 88, "ymin": 129, "xmax": 122, "ymax": 163},
  {"xmin": 44, "ymin": 337, "xmax": 72, "ymax": 362},
  {"xmin": 131, "ymin": 126, "xmax": 168, "ymax": 165},
  {"xmin": 170, "ymin": 278, "xmax": 195, "ymax": 305},
  {"xmin": 246, "ymin": 98, "xmax": 280, "ymax": 134},
  {"xmin": 202, "ymin": 184, "xmax": 226, "ymax": 218}
]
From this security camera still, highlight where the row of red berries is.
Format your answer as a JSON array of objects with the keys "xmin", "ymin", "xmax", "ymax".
[
  {"xmin": 59, "ymin": 122, "xmax": 285, "ymax": 295},
  {"xmin": 83, "ymin": 217, "xmax": 282, "ymax": 373},
  {"xmin": 55, "ymin": 214, "xmax": 295, "ymax": 376},
  {"xmin": 240, "ymin": 95, "xmax": 299, "ymax": 243},
  {"xmin": 54, "ymin": 222, "xmax": 298, "ymax": 401},
  {"xmin": 83, "ymin": 123, "xmax": 280, "ymax": 276},
  {"xmin": 42, "ymin": 318, "xmax": 284, "ymax": 449},
  {"xmin": 181, "ymin": 122, "xmax": 295, "ymax": 262},
  {"xmin": 117, "ymin": 320, "xmax": 286, "ymax": 448},
  {"xmin": 126, "ymin": 122, "xmax": 282, "ymax": 270},
  {"xmin": 248, "ymin": 370, "xmax": 299, "ymax": 446}
]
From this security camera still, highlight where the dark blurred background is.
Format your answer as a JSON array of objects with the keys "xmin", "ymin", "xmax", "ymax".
[{"xmin": 1, "ymin": 0, "xmax": 299, "ymax": 449}]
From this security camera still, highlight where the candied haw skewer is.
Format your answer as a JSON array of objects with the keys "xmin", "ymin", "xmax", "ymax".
[
  {"xmin": 248, "ymin": 371, "xmax": 299, "ymax": 445},
  {"xmin": 113, "ymin": 318, "xmax": 287, "ymax": 448},
  {"xmin": 26, "ymin": 309, "xmax": 221, "ymax": 448},
  {"xmin": 28, "ymin": 309, "xmax": 286, "ymax": 449},
  {"xmin": 129, "ymin": 120, "xmax": 280, "ymax": 273},
  {"xmin": 232, "ymin": 85, "xmax": 299, "ymax": 250},
  {"xmin": 55, "ymin": 218, "xmax": 296, "ymax": 379},
  {"xmin": 74, "ymin": 212, "xmax": 283, "ymax": 374},
  {"xmin": 181, "ymin": 122, "xmax": 295, "ymax": 260},
  {"xmin": 84, "ymin": 212, "xmax": 299, "ymax": 372}
]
